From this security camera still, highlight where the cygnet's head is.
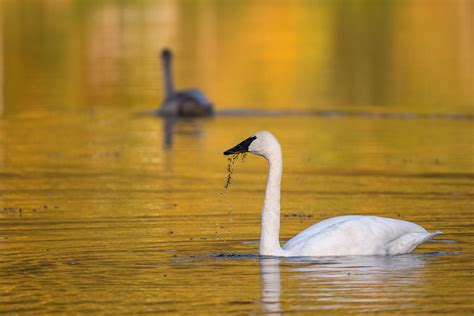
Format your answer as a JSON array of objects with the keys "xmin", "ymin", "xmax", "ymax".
[
  {"xmin": 161, "ymin": 48, "xmax": 172, "ymax": 61},
  {"xmin": 223, "ymin": 131, "xmax": 280, "ymax": 158}
]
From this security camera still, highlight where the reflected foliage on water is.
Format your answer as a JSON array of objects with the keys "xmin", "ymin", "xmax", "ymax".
[{"xmin": 1, "ymin": 0, "xmax": 472, "ymax": 114}]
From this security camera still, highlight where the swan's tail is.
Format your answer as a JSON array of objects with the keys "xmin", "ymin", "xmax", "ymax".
[{"xmin": 388, "ymin": 231, "xmax": 443, "ymax": 255}]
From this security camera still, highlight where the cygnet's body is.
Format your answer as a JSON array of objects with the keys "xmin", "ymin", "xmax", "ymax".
[
  {"xmin": 223, "ymin": 131, "xmax": 442, "ymax": 257},
  {"xmin": 157, "ymin": 49, "xmax": 213, "ymax": 117}
]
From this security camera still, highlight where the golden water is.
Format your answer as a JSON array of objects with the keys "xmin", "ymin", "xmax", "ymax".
[
  {"xmin": 1, "ymin": 0, "xmax": 473, "ymax": 314},
  {"xmin": 1, "ymin": 113, "xmax": 473, "ymax": 314}
]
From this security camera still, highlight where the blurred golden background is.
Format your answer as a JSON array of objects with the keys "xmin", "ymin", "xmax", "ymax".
[{"xmin": 1, "ymin": 0, "xmax": 472, "ymax": 115}]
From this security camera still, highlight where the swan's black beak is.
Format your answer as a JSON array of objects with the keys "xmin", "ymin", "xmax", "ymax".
[{"xmin": 223, "ymin": 136, "xmax": 257, "ymax": 155}]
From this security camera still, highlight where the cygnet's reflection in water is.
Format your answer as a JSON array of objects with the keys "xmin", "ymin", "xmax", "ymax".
[
  {"xmin": 162, "ymin": 116, "xmax": 206, "ymax": 149},
  {"xmin": 259, "ymin": 254, "xmax": 436, "ymax": 314}
]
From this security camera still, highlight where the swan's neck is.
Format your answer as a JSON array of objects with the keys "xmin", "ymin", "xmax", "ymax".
[
  {"xmin": 260, "ymin": 149, "xmax": 284, "ymax": 256},
  {"xmin": 162, "ymin": 57, "xmax": 174, "ymax": 98}
]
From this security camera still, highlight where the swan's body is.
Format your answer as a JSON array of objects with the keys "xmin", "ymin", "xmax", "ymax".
[
  {"xmin": 282, "ymin": 215, "xmax": 440, "ymax": 256},
  {"xmin": 157, "ymin": 49, "xmax": 213, "ymax": 117},
  {"xmin": 223, "ymin": 131, "xmax": 441, "ymax": 257}
]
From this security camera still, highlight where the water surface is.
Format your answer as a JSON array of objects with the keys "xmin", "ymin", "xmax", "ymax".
[{"xmin": 1, "ymin": 112, "xmax": 473, "ymax": 314}]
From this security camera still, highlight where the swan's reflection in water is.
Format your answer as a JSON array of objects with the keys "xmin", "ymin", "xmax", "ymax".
[
  {"xmin": 260, "ymin": 254, "xmax": 434, "ymax": 313},
  {"xmin": 260, "ymin": 258, "xmax": 282, "ymax": 314}
]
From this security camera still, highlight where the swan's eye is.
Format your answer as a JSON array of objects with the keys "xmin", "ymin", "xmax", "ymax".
[{"xmin": 223, "ymin": 136, "xmax": 257, "ymax": 155}]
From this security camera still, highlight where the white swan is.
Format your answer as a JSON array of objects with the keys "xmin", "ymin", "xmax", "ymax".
[{"xmin": 223, "ymin": 131, "xmax": 442, "ymax": 257}]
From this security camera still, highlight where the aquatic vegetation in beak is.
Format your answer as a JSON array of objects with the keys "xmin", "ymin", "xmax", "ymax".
[{"xmin": 224, "ymin": 153, "xmax": 247, "ymax": 190}]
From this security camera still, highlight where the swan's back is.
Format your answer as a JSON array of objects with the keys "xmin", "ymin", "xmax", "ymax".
[{"xmin": 283, "ymin": 216, "xmax": 440, "ymax": 256}]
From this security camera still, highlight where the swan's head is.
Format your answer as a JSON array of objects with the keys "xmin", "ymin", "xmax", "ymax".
[
  {"xmin": 161, "ymin": 48, "xmax": 172, "ymax": 61},
  {"xmin": 223, "ymin": 131, "xmax": 280, "ymax": 158}
]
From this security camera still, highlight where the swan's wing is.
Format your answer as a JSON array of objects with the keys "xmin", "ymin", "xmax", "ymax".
[
  {"xmin": 283, "ymin": 216, "xmax": 436, "ymax": 256},
  {"xmin": 283, "ymin": 215, "xmax": 364, "ymax": 250}
]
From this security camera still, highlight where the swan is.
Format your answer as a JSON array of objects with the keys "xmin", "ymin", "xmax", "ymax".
[
  {"xmin": 223, "ymin": 131, "xmax": 442, "ymax": 257},
  {"xmin": 157, "ymin": 48, "xmax": 214, "ymax": 117}
]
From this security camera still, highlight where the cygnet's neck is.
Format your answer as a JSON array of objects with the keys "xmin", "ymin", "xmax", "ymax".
[
  {"xmin": 260, "ymin": 145, "xmax": 284, "ymax": 256},
  {"xmin": 162, "ymin": 56, "xmax": 174, "ymax": 98}
]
